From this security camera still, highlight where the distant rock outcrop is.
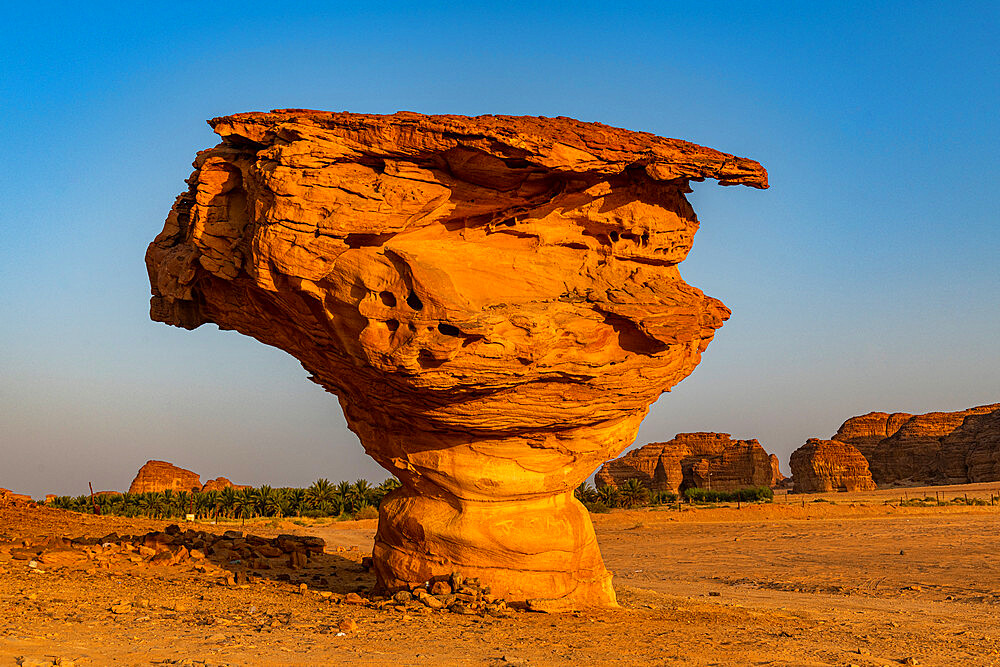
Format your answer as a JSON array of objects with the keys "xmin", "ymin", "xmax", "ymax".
[
  {"xmin": 595, "ymin": 432, "xmax": 783, "ymax": 494},
  {"xmin": 788, "ymin": 439, "xmax": 877, "ymax": 493},
  {"xmin": 200, "ymin": 477, "xmax": 250, "ymax": 493},
  {"xmin": 866, "ymin": 404, "xmax": 1000, "ymax": 485},
  {"xmin": 0, "ymin": 488, "xmax": 33, "ymax": 506},
  {"xmin": 832, "ymin": 412, "xmax": 913, "ymax": 459},
  {"xmin": 128, "ymin": 461, "xmax": 202, "ymax": 494}
]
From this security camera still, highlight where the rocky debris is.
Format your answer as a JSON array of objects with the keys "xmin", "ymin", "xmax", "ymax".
[
  {"xmin": 596, "ymin": 432, "xmax": 783, "ymax": 494},
  {"xmin": 788, "ymin": 439, "xmax": 877, "ymax": 493},
  {"xmin": 0, "ymin": 525, "xmax": 328, "ymax": 578},
  {"xmin": 128, "ymin": 461, "xmax": 202, "ymax": 494},
  {"xmin": 199, "ymin": 477, "xmax": 250, "ymax": 492},
  {"xmin": 863, "ymin": 404, "xmax": 1000, "ymax": 485},
  {"xmin": 147, "ymin": 109, "xmax": 767, "ymax": 608}
]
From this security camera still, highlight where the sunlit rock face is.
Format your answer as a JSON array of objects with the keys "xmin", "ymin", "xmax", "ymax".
[{"xmin": 147, "ymin": 110, "xmax": 767, "ymax": 607}]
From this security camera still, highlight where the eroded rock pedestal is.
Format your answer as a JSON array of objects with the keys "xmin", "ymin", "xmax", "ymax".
[{"xmin": 146, "ymin": 110, "xmax": 767, "ymax": 607}]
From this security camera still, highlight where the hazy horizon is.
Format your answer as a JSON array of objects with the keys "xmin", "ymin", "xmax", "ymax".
[{"xmin": 3, "ymin": 3, "xmax": 997, "ymax": 498}]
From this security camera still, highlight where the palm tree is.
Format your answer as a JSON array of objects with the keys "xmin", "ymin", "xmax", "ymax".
[
  {"xmin": 596, "ymin": 485, "xmax": 620, "ymax": 509},
  {"xmin": 305, "ymin": 479, "xmax": 336, "ymax": 509},
  {"xmin": 254, "ymin": 485, "xmax": 280, "ymax": 517},
  {"xmin": 234, "ymin": 489, "xmax": 255, "ymax": 525},
  {"xmin": 218, "ymin": 486, "xmax": 238, "ymax": 519},
  {"xmin": 575, "ymin": 482, "xmax": 598, "ymax": 504},
  {"xmin": 618, "ymin": 479, "xmax": 649, "ymax": 509}
]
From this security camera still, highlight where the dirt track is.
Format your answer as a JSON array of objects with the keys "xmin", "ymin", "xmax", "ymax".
[{"xmin": 3, "ymin": 487, "xmax": 1000, "ymax": 666}]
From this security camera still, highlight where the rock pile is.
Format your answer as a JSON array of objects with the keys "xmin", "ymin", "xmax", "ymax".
[
  {"xmin": 0, "ymin": 525, "xmax": 326, "ymax": 575},
  {"xmin": 788, "ymin": 439, "xmax": 877, "ymax": 493},
  {"xmin": 146, "ymin": 109, "xmax": 767, "ymax": 607},
  {"xmin": 595, "ymin": 432, "xmax": 784, "ymax": 494}
]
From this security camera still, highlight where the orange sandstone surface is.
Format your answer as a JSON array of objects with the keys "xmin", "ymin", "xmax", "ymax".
[
  {"xmin": 128, "ymin": 460, "xmax": 202, "ymax": 495},
  {"xmin": 789, "ymin": 439, "xmax": 877, "ymax": 493},
  {"xmin": 146, "ymin": 110, "xmax": 767, "ymax": 607}
]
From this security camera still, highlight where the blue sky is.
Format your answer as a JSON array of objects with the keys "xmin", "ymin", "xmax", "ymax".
[{"xmin": 2, "ymin": 2, "xmax": 997, "ymax": 497}]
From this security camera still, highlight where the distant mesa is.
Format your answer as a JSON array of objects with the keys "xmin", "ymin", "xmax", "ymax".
[
  {"xmin": 127, "ymin": 461, "xmax": 249, "ymax": 495},
  {"xmin": 128, "ymin": 460, "xmax": 202, "ymax": 495},
  {"xmin": 788, "ymin": 439, "xmax": 877, "ymax": 493},
  {"xmin": 828, "ymin": 403, "xmax": 1000, "ymax": 487},
  {"xmin": 595, "ymin": 432, "xmax": 784, "ymax": 494},
  {"xmin": 200, "ymin": 477, "xmax": 251, "ymax": 493}
]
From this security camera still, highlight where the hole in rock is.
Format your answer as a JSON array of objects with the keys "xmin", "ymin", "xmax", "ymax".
[
  {"xmin": 380, "ymin": 291, "xmax": 397, "ymax": 307},
  {"xmin": 437, "ymin": 322, "xmax": 461, "ymax": 337},
  {"xmin": 407, "ymin": 291, "xmax": 424, "ymax": 311},
  {"xmin": 609, "ymin": 231, "xmax": 620, "ymax": 242},
  {"xmin": 601, "ymin": 311, "xmax": 668, "ymax": 355},
  {"xmin": 417, "ymin": 350, "xmax": 445, "ymax": 369},
  {"xmin": 386, "ymin": 319, "xmax": 399, "ymax": 332}
]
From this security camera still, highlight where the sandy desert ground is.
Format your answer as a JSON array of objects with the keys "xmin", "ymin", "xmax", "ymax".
[{"xmin": 4, "ymin": 484, "xmax": 1000, "ymax": 666}]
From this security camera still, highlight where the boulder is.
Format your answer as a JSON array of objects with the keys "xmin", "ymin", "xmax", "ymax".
[
  {"xmin": 595, "ymin": 432, "xmax": 783, "ymax": 494},
  {"xmin": 146, "ymin": 109, "xmax": 767, "ymax": 607},
  {"xmin": 0, "ymin": 488, "xmax": 34, "ymax": 506},
  {"xmin": 128, "ymin": 461, "xmax": 201, "ymax": 494},
  {"xmin": 788, "ymin": 439, "xmax": 877, "ymax": 493}
]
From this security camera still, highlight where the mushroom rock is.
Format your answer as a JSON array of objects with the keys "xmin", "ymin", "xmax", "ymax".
[
  {"xmin": 146, "ymin": 110, "xmax": 768, "ymax": 607},
  {"xmin": 595, "ymin": 432, "xmax": 782, "ymax": 494},
  {"xmin": 128, "ymin": 461, "xmax": 201, "ymax": 495},
  {"xmin": 788, "ymin": 439, "xmax": 877, "ymax": 493}
]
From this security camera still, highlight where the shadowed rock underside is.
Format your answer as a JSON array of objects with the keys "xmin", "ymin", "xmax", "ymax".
[{"xmin": 146, "ymin": 110, "xmax": 767, "ymax": 607}]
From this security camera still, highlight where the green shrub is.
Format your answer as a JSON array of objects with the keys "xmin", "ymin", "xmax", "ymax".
[
  {"xmin": 584, "ymin": 500, "xmax": 611, "ymax": 514},
  {"xmin": 355, "ymin": 505, "xmax": 379, "ymax": 520},
  {"xmin": 683, "ymin": 486, "xmax": 774, "ymax": 504}
]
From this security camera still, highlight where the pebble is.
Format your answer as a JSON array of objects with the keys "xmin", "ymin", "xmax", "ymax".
[
  {"xmin": 207, "ymin": 633, "xmax": 227, "ymax": 642},
  {"xmin": 338, "ymin": 618, "xmax": 358, "ymax": 633}
]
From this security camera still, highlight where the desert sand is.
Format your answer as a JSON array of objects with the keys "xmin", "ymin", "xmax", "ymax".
[{"xmin": 4, "ymin": 483, "xmax": 1000, "ymax": 666}]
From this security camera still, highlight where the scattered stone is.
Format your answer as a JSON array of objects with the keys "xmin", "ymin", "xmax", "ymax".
[{"xmin": 338, "ymin": 618, "xmax": 358, "ymax": 633}]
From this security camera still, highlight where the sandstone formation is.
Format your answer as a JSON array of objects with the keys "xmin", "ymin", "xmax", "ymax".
[
  {"xmin": 788, "ymin": 439, "xmax": 877, "ymax": 493},
  {"xmin": 128, "ymin": 461, "xmax": 201, "ymax": 495},
  {"xmin": 595, "ymin": 432, "xmax": 783, "ymax": 494},
  {"xmin": 832, "ymin": 411, "xmax": 912, "ymax": 459},
  {"xmin": 200, "ymin": 477, "xmax": 250, "ymax": 493},
  {"xmin": 0, "ymin": 488, "xmax": 33, "ymax": 507},
  {"xmin": 147, "ymin": 109, "xmax": 767, "ymax": 607},
  {"xmin": 953, "ymin": 408, "xmax": 1000, "ymax": 482},
  {"xmin": 866, "ymin": 404, "xmax": 1000, "ymax": 485}
]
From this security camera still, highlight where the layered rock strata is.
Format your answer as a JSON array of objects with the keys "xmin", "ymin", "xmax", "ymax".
[
  {"xmin": 128, "ymin": 461, "xmax": 202, "ymax": 494},
  {"xmin": 832, "ymin": 412, "xmax": 912, "ymax": 460},
  {"xmin": 146, "ymin": 110, "xmax": 767, "ymax": 607},
  {"xmin": 865, "ymin": 404, "xmax": 1000, "ymax": 485},
  {"xmin": 595, "ymin": 432, "xmax": 783, "ymax": 494},
  {"xmin": 788, "ymin": 439, "xmax": 877, "ymax": 493}
]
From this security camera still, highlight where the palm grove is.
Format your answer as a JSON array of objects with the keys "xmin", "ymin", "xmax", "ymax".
[{"xmin": 49, "ymin": 478, "xmax": 773, "ymax": 520}]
